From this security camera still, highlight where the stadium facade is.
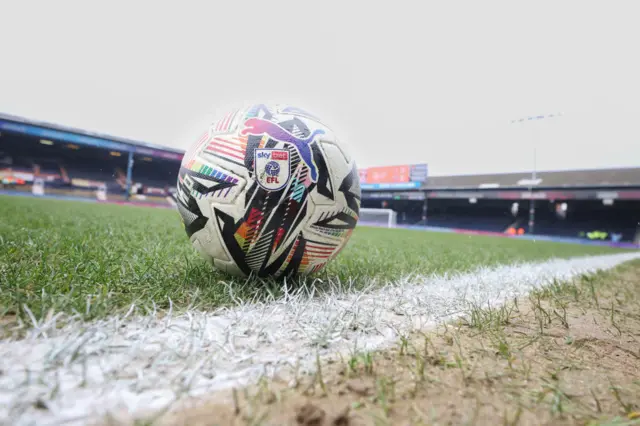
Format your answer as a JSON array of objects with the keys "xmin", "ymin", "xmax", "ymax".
[
  {"xmin": 1, "ymin": 113, "xmax": 639, "ymax": 245},
  {"xmin": 360, "ymin": 166, "xmax": 640, "ymax": 245},
  {"xmin": 0, "ymin": 113, "xmax": 182, "ymax": 207}
]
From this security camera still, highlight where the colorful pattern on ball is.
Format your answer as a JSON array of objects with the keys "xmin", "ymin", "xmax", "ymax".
[{"xmin": 176, "ymin": 104, "xmax": 361, "ymax": 278}]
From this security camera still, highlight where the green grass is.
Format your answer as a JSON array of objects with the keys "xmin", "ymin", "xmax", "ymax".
[
  {"xmin": 0, "ymin": 195, "xmax": 633, "ymax": 322},
  {"xmin": 151, "ymin": 260, "xmax": 640, "ymax": 426}
]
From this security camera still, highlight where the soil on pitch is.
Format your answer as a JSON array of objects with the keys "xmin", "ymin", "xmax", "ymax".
[{"xmin": 141, "ymin": 260, "xmax": 640, "ymax": 426}]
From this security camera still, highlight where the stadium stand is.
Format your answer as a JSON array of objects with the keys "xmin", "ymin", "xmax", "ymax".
[
  {"xmin": 424, "ymin": 200, "xmax": 516, "ymax": 233},
  {"xmin": 131, "ymin": 158, "xmax": 178, "ymax": 193},
  {"xmin": 362, "ymin": 168, "xmax": 640, "ymax": 244},
  {"xmin": 1, "ymin": 112, "xmax": 638, "ymax": 245},
  {"xmin": 0, "ymin": 113, "xmax": 182, "ymax": 206}
]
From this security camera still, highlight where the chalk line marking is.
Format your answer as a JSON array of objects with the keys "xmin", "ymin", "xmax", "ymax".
[{"xmin": 1, "ymin": 252, "xmax": 639, "ymax": 425}]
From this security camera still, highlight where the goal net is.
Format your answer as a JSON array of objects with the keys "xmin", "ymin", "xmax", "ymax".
[{"xmin": 359, "ymin": 208, "xmax": 397, "ymax": 228}]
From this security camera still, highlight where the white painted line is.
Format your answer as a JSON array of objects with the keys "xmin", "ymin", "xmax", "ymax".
[{"xmin": 1, "ymin": 252, "xmax": 638, "ymax": 425}]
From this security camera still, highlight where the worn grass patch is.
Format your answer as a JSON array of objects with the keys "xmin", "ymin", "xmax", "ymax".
[
  {"xmin": 144, "ymin": 260, "xmax": 640, "ymax": 426},
  {"xmin": 0, "ymin": 195, "xmax": 632, "ymax": 326}
]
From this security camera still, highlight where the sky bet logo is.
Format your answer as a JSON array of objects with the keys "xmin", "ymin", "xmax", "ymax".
[
  {"xmin": 256, "ymin": 151, "xmax": 271, "ymax": 159},
  {"xmin": 256, "ymin": 151, "xmax": 289, "ymax": 161},
  {"xmin": 254, "ymin": 149, "xmax": 290, "ymax": 191}
]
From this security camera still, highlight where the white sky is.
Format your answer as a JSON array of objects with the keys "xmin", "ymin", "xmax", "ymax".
[{"xmin": 1, "ymin": 0, "xmax": 638, "ymax": 176}]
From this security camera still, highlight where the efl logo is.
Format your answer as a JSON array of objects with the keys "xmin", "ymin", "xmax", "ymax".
[{"xmin": 254, "ymin": 149, "xmax": 291, "ymax": 191}]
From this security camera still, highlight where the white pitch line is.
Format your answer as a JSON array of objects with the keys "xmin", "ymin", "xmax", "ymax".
[{"xmin": 1, "ymin": 252, "xmax": 639, "ymax": 425}]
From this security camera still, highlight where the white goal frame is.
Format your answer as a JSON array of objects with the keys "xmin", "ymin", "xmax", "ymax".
[
  {"xmin": 32, "ymin": 178, "xmax": 45, "ymax": 196},
  {"xmin": 359, "ymin": 208, "xmax": 397, "ymax": 228}
]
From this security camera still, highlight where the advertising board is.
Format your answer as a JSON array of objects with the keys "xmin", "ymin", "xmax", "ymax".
[{"xmin": 359, "ymin": 163, "xmax": 428, "ymax": 190}]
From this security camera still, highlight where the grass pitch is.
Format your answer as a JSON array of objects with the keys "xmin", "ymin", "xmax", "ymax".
[
  {"xmin": 155, "ymin": 260, "xmax": 640, "ymax": 426},
  {"xmin": 0, "ymin": 195, "xmax": 633, "ymax": 323}
]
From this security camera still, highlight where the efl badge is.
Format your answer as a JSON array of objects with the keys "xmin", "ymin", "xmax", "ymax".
[{"xmin": 254, "ymin": 148, "xmax": 291, "ymax": 191}]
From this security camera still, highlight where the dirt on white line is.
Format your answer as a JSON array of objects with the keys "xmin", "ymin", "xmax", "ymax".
[{"xmin": 1, "ymin": 252, "xmax": 639, "ymax": 425}]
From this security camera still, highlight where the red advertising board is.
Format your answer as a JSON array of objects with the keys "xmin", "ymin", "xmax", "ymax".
[{"xmin": 361, "ymin": 165, "xmax": 411, "ymax": 184}]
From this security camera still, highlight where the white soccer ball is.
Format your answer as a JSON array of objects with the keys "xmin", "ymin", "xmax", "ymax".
[{"xmin": 176, "ymin": 104, "xmax": 361, "ymax": 278}]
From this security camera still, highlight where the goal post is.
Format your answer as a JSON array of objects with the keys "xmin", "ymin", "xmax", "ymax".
[
  {"xmin": 359, "ymin": 208, "xmax": 397, "ymax": 228},
  {"xmin": 32, "ymin": 178, "xmax": 45, "ymax": 196}
]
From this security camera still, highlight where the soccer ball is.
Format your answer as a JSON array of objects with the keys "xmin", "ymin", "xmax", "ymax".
[{"xmin": 175, "ymin": 104, "xmax": 361, "ymax": 278}]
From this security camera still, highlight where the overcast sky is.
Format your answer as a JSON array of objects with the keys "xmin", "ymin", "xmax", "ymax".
[{"xmin": 1, "ymin": 0, "xmax": 638, "ymax": 176}]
